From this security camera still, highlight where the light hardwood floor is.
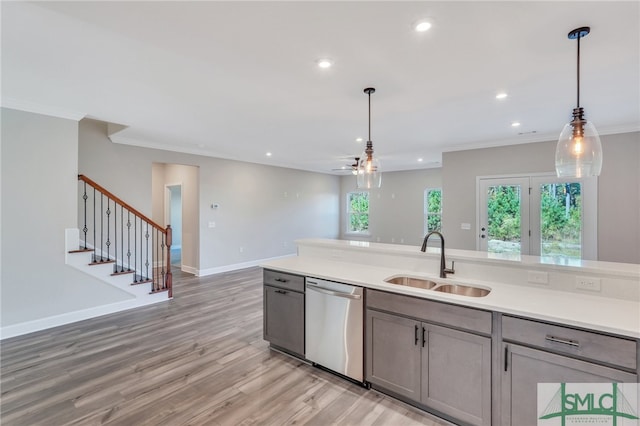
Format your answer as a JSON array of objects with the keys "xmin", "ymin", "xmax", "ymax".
[{"xmin": 1, "ymin": 267, "xmax": 451, "ymax": 425}]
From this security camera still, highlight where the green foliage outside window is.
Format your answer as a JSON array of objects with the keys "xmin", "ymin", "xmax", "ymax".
[
  {"xmin": 540, "ymin": 183, "xmax": 581, "ymax": 258},
  {"xmin": 425, "ymin": 189, "xmax": 442, "ymax": 232},
  {"xmin": 348, "ymin": 192, "xmax": 369, "ymax": 233},
  {"xmin": 487, "ymin": 183, "xmax": 582, "ymax": 258},
  {"xmin": 487, "ymin": 186, "xmax": 521, "ymax": 242}
]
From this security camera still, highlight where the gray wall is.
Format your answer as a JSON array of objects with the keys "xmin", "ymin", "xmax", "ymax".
[
  {"xmin": 339, "ymin": 168, "xmax": 442, "ymax": 246},
  {"xmin": 79, "ymin": 119, "xmax": 340, "ymax": 274},
  {"xmin": 1, "ymin": 108, "xmax": 131, "ymax": 327},
  {"xmin": 442, "ymin": 132, "xmax": 640, "ymax": 263}
]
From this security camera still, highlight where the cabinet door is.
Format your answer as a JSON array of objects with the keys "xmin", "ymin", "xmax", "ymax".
[
  {"xmin": 263, "ymin": 285, "xmax": 304, "ymax": 357},
  {"xmin": 422, "ymin": 323, "xmax": 492, "ymax": 426},
  {"xmin": 502, "ymin": 343, "xmax": 638, "ymax": 426},
  {"xmin": 366, "ymin": 310, "xmax": 421, "ymax": 400}
]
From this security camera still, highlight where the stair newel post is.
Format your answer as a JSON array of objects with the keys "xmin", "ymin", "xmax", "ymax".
[{"xmin": 165, "ymin": 225, "xmax": 172, "ymax": 298}]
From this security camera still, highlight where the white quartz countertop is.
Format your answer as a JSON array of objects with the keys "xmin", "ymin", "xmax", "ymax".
[{"xmin": 261, "ymin": 256, "xmax": 640, "ymax": 339}]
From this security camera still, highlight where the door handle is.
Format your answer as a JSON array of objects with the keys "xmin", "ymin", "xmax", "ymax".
[
  {"xmin": 504, "ymin": 346, "xmax": 509, "ymax": 372},
  {"xmin": 274, "ymin": 289, "xmax": 288, "ymax": 295},
  {"xmin": 414, "ymin": 325, "xmax": 418, "ymax": 346},
  {"xmin": 422, "ymin": 327, "xmax": 426, "ymax": 347}
]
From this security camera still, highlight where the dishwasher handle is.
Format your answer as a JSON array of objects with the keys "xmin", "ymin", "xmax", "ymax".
[{"xmin": 306, "ymin": 283, "xmax": 362, "ymax": 300}]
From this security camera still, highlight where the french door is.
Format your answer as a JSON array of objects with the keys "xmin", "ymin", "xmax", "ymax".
[{"xmin": 478, "ymin": 175, "xmax": 597, "ymax": 261}]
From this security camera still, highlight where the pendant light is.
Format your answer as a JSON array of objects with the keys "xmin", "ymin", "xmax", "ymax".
[
  {"xmin": 357, "ymin": 87, "xmax": 382, "ymax": 189},
  {"xmin": 555, "ymin": 27, "xmax": 602, "ymax": 178}
]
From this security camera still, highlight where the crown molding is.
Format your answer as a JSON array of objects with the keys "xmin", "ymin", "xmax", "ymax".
[{"xmin": 1, "ymin": 97, "xmax": 86, "ymax": 121}]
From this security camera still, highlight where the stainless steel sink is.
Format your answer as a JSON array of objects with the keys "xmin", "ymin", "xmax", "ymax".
[
  {"xmin": 384, "ymin": 276, "xmax": 438, "ymax": 290},
  {"xmin": 432, "ymin": 284, "xmax": 490, "ymax": 297}
]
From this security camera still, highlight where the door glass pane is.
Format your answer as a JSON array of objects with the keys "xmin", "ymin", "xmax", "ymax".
[
  {"xmin": 487, "ymin": 185, "xmax": 522, "ymax": 254},
  {"xmin": 540, "ymin": 183, "xmax": 582, "ymax": 261}
]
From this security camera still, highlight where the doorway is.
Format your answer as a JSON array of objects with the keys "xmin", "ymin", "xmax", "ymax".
[{"xmin": 165, "ymin": 184, "xmax": 183, "ymax": 268}]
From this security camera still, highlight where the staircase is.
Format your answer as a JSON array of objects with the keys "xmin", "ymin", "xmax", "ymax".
[{"xmin": 66, "ymin": 175, "xmax": 172, "ymax": 301}]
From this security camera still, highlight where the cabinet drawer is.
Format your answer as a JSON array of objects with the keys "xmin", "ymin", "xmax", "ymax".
[
  {"xmin": 263, "ymin": 269, "xmax": 304, "ymax": 292},
  {"xmin": 367, "ymin": 289, "xmax": 492, "ymax": 335},
  {"xmin": 502, "ymin": 315, "xmax": 637, "ymax": 371}
]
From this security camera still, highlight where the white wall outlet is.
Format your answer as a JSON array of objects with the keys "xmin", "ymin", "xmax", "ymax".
[
  {"xmin": 527, "ymin": 271, "xmax": 549, "ymax": 285},
  {"xmin": 239, "ymin": 247, "xmax": 244, "ymax": 253},
  {"xmin": 576, "ymin": 276, "xmax": 601, "ymax": 292},
  {"xmin": 461, "ymin": 223, "xmax": 471, "ymax": 230},
  {"xmin": 208, "ymin": 221, "xmax": 216, "ymax": 228}
]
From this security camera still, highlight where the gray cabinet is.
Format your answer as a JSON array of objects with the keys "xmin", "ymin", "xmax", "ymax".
[
  {"xmin": 423, "ymin": 323, "xmax": 491, "ymax": 426},
  {"xmin": 501, "ymin": 315, "xmax": 638, "ymax": 426},
  {"xmin": 263, "ymin": 269, "xmax": 304, "ymax": 358},
  {"xmin": 366, "ymin": 289, "xmax": 492, "ymax": 426},
  {"xmin": 366, "ymin": 310, "xmax": 421, "ymax": 400}
]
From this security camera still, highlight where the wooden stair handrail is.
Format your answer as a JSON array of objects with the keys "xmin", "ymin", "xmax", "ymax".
[{"xmin": 78, "ymin": 174, "xmax": 166, "ymax": 232}]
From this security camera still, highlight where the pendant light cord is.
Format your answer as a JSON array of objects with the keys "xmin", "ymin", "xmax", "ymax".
[
  {"xmin": 368, "ymin": 90, "xmax": 371, "ymax": 141},
  {"xmin": 576, "ymin": 34, "xmax": 581, "ymax": 108}
]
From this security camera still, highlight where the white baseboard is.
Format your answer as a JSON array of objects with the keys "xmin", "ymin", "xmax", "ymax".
[
  {"xmin": 0, "ymin": 296, "xmax": 169, "ymax": 340},
  {"xmin": 196, "ymin": 254, "xmax": 296, "ymax": 277}
]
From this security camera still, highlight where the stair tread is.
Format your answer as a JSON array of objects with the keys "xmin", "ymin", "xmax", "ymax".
[
  {"xmin": 150, "ymin": 288, "xmax": 170, "ymax": 295},
  {"xmin": 68, "ymin": 248, "xmax": 94, "ymax": 253},
  {"xmin": 111, "ymin": 269, "xmax": 135, "ymax": 276},
  {"xmin": 89, "ymin": 259, "xmax": 116, "ymax": 265}
]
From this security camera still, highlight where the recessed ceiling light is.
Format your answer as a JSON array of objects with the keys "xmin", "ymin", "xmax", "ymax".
[
  {"xmin": 356, "ymin": 137, "xmax": 363, "ymax": 142},
  {"xmin": 417, "ymin": 158, "xmax": 424, "ymax": 162},
  {"xmin": 496, "ymin": 92, "xmax": 508, "ymax": 100},
  {"xmin": 511, "ymin": 122, "xmax": 521, "ymax": 127},
  {"xmin": 414, "ymin": 21, "xmax": 432, "ymax": 32},
  {"xmin": 266, "ymin": 152, "xmax": 272, "ymax": 157},
  {"xmin": 317, "ymin": 59, "xmax": 333, "ymax": 69}
]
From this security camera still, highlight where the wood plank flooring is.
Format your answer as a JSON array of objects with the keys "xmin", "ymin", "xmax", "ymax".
[{"xmin": 1, "ymin": 267, "xmax": 451, "ymax": 425}]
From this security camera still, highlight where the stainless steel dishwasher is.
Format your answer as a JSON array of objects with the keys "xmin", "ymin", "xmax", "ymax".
[{"xmin": 305, "ymin": 277, "xmax": 364, "ymax": 382}]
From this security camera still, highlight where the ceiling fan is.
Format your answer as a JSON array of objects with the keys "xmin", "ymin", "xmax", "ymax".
[{"xmin": 332, "ymin": 157, "xmax": 359, "ymax": 174}]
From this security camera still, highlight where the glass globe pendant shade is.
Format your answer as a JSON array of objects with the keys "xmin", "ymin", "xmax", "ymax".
[
  {"xmin": 356, "ymin": 153, "xmax": 382, "ymax": 189},
  {"xmin": 555, "ymin": 110, "xmax": 602, "ymax": 178}
]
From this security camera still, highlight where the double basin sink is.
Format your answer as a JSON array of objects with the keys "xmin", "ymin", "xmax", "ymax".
[{"xmin": 384, "ymin": 276, "xmax": 490, "ymax": 297}]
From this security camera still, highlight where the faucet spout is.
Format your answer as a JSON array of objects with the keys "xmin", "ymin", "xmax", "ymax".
[{"xmin": 421, "ymin": 231, "xmax": 455, "ymax": 279}]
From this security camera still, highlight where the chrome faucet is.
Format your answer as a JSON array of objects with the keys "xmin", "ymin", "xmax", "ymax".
[{"xmin": 421, "ymin": 231, "xmax": 455, "ymax": 278}]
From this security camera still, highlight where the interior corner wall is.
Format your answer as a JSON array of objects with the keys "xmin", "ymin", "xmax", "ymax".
[
  {"xmin": 79, "ymin": 119, "xmax": 341, "ymax": 275},
  {"xmin": 339, "ymin": 168, "xmax": 442, "ymax": 246},
  {"xmin": 1, "ymin": 108, "xmax": 132, "ymax": 328},
  {"xmin": 442, "ymin": 132, "xmax": 640, "ymax": 264}
]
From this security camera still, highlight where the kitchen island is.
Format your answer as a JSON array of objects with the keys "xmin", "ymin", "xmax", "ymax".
[{"xmin": 261, "ymin": 238, "xmax": 640, "ymax": 426}]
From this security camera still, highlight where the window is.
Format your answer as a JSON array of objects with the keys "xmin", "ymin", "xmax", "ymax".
[
  {"xmin": 347, "ymin": 191, "xmax": 369, "ymax": 234},
  {"xmin": 424, "ymin": 188, "xmax": 442, "ymax": 234}
]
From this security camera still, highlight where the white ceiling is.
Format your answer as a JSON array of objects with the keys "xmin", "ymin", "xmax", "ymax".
[{"xmin": 2, "ymin": 1, "xmax": 639, "ymax": 174}]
